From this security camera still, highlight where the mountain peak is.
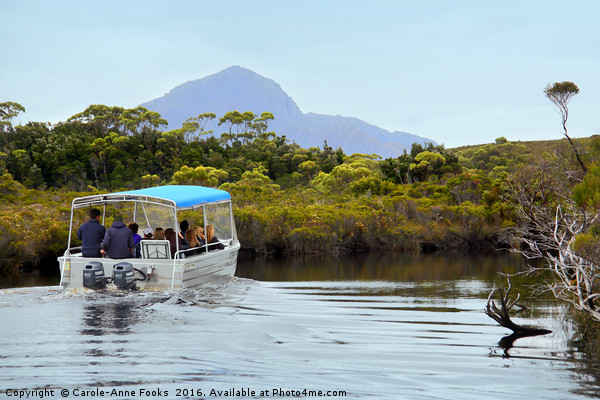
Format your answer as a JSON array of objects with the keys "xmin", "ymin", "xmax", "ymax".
[
  {"xmin": 199, "ymin": 65, "xmax": 273, "ymax": 86},
  {"xmin": 217, "ymin": 64, "xmax": 260, "ymax": 75},
  {"xmin": 140, "ymin": 67, "xmax": 435, "ymax": 157},
  {"xmin": 142, "ymin": 65, "xmax": 302, "ymax": 123}
]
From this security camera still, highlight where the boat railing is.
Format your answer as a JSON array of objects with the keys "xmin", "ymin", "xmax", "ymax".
[
  {"xmin": 175, "ymin": 239, "xmax": 235, "ymax": 259},
  {"xmin": 174, "ymin": 246, "xmax": 212, "ymax": 259},
  {"xmin": 63, "ymin": 246, "xmax": 82, "ymax": 257},
  {"xmin": 64, "ymin": 238, "xmax": 236, "ymax": 261}
]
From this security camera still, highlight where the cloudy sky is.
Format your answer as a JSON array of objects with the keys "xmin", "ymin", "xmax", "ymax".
[{"xmin": 2, "ymin": 0, "xmax": 599, "ymax": 148}]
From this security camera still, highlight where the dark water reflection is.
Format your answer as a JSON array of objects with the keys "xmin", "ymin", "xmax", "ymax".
[
  {"xmin": 0, "ymin": 266, "xmax": 59, "ymax": 289},
  {"xmin": 237, "ymin": 251, "xmax": 533, "ymax": 297},
  {"xmin": 565, "ymin": 317, "xmax": 600, "ymax": 398},
  {"xmin": 81, "ymin": 295, "xmax": 138, "ymax": 336}
]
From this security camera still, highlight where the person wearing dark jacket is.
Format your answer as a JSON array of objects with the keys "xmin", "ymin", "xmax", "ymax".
[
  {"xmin": 101, "ymin": 215, "xmax": 135, "ymax": 259},
  {"xmin": 77, "ymin": 209, "xmax": 106, "ymax": 257},
  {"xmin": 179, "ymin": 220, "xmax": 190, "ymax": 250}
]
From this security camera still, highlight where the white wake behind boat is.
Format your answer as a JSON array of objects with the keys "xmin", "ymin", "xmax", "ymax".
[{"xmin": 58, "ymin": 185, "xmax": 240, "ymax": 290}]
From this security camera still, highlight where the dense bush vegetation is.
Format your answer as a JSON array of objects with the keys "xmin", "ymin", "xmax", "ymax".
[{"xmin": 2, "ymin": 101, "xmax": 600, "ymax": 280}]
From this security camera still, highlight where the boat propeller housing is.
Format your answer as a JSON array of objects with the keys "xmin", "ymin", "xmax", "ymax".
[
  {"xmin": 83, "ymin": 261, "xmax": 107, "ymax": 289},
  {"xmin": 113, "ymin": 262, "xmax": 136, "ymax": 290}
]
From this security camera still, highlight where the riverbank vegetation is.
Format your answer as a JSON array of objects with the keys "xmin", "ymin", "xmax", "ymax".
[
  {"xmin": 2, "ymin": 98, "xmax": 600, "ymax": 322},
  {"xmin": 0, "ymin": 103, "xmax": 513, "ymax": 267}
]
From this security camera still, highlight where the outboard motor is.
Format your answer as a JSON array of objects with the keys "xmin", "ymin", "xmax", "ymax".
[
  {"xmin": 83, "ymin": 261, "xmax": 106, "ymax": 289},
  {"xmin": 112, "ymin": 262, "xmax": 136, "ymax": 290}
]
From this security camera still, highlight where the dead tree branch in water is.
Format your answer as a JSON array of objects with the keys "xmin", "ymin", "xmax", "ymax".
[{"xmin": 485, "ymin": 277, "xmax": 551, "ymax": 335}]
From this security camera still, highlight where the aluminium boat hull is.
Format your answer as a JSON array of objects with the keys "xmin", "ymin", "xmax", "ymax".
[{"xmin": 59, "ymin": 243, "xmax": 239, "ymax": 290}]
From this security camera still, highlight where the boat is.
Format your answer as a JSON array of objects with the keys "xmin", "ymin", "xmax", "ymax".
[{"xmin": 58, "ymin": 185, "xmax": 240, "ymax": 290}]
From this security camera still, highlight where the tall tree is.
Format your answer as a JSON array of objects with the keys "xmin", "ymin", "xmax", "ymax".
[
  {"xmin": 544, "ymin": 81, "xmax": 586, "ymax": 172},
  {"xmin": 251, "ymin": 112, "xmax": 274, "ymax": 134},
  {"xmin": 171, "ymin": 165, "xmax": 228, "ymax": 187},
  {"xmin": 120, "ymin": 107, "xmax": 167, "ymax": 153},
  {"xmin": 180, "ymin": 112, "xmax": 216, "ymax": 143},
  {"xmin": 218, "ymin": 111, "xmax": 256, "ymax": 146},
  {"xmin": 67, "ymin": 104, "xmax": 126, "ymax": 137},
  {"xmin": 0, "ymin": 101, "xmax": 25, "ymax": 127},
  {"xmin": 0, "ymin": 102, "xmax": 26, "ymax": 149}
]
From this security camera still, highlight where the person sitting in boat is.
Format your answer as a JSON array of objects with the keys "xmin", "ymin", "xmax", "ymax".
[
  {"xmin": 184, "ymin": 229, "xmax": 201, "ymax": 256},
  {"xmin": 129, "ymin": 223, "xmax": 142, "ymax": 243},
  {"xmin": 205, "ymin": 225, "xmax": 225, "ymax": 251},
  {"xmin": 153, "ymin": 227, "xmax": 165, "ymax": 240},
  {"xmin": 142, "ymin": 227, "xmax": 153, "ymax": 240},
  {"xmin": 128, "ymin": 222, "xmax": 142, "ymax": 258},
  {"xmin": 179, "ymin": 220, "xmax": 191, "ymax": 249},
  {"xmin": 165, "ymin": 228, "xmax": 189, "ymax": 258},
  {"xmin": 180, "ymin": 220, "xmax": 189, "ymax": 237},
  {"xmin": 101, "ymin": 215, "xmax": 135, "ymax": 259},
  {"xmin": 77, "ymin": 208, "xmax": 106, "ymax": 258},
  {"xmin": 194, "ymin": 226, "xmax": 207, "ymax": 252}
]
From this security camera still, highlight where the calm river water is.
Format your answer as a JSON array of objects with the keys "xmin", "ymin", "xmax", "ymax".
[{"xmin": 1, "ymin": 253, "xmax": 599, "ymax": 399}]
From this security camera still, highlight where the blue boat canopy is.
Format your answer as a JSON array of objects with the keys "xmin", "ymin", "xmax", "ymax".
[
  {"xmin": 116, "ymin": 185, "xmax": 231, "ymax": 208},
  {"xmin": 72, "ymin": 185, "xmax": 231, "ymax": 210}
]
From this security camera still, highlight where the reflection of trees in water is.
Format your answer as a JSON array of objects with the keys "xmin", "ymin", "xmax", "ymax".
[
  {"xmin": 238, "ymin": 253, "xmax": 533, "ymax": 294},
  {"xmin": 566, "ymin": 313, "xmax": 600, "ymax": 397},
  {"xmin": 0, "ymin": 265, "xmax": 60, "ymax": 289}
]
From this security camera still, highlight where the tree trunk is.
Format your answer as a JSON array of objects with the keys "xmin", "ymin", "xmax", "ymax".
[{"xmin": 563, "ymin": 123, "xmax": 587, "ymax": 173}]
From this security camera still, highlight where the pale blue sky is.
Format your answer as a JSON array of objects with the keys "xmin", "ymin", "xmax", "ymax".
[{"xmin": 2, "ymin": 0, "xmax": 599, "ymax": 148}]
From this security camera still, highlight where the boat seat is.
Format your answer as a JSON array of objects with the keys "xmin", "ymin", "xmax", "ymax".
[{"xmin": 140, "ymin": 240, "xmax": 171, "ymax": 259}]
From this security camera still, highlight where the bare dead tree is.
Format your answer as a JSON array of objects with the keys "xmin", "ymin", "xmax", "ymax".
[
  {"xmin": 519, "ymin": 204, "xmax": 600, "ymax": 320},
  {"xmin": 504, "ymin": 163, "xmax": 600, "ymax": 321},
  {"xmin": 485, "ymin": 277, "xmax": 551, "ymax": 335}
]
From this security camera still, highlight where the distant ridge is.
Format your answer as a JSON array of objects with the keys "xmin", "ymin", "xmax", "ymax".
[{"xmin": 140, "ymin": 66, "xmax": 436, "ymax": 157}]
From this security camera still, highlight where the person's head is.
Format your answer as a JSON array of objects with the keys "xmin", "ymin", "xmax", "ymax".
[
  {"xmin": 185, "ymin": 229, "xmax": 199, "ymax": 247},
  {"xmin": 113, "ymin": 214, "xmax": 123, "ymax": 223},
  {"xmin": 143, "ymin": 227, "xmax": 153, "ymax": 238},
  {"xmin": 154, "ymin": 227, "xmax": 165, "ymax": 240},
  {"xmin": 128, "ymin": 222, "xmax": 139, "ymax": 233},
  {"xmin": 180, "ymin": 219, "xmax": 189, "ymax": 232},
  {"xmin": 206, "ymin": 225, "xmax": 215, "ymax": 242},
  {"xmin": 90, "ymin": 209, "xmax": 101, "ymax": 220},
  {"xmin": 194, "ymin": 226, "xmax": 204, "ymax": 237},
  {"xmin": 164, "ymin": 228, "xmax": 176, "ymax": 251}
]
